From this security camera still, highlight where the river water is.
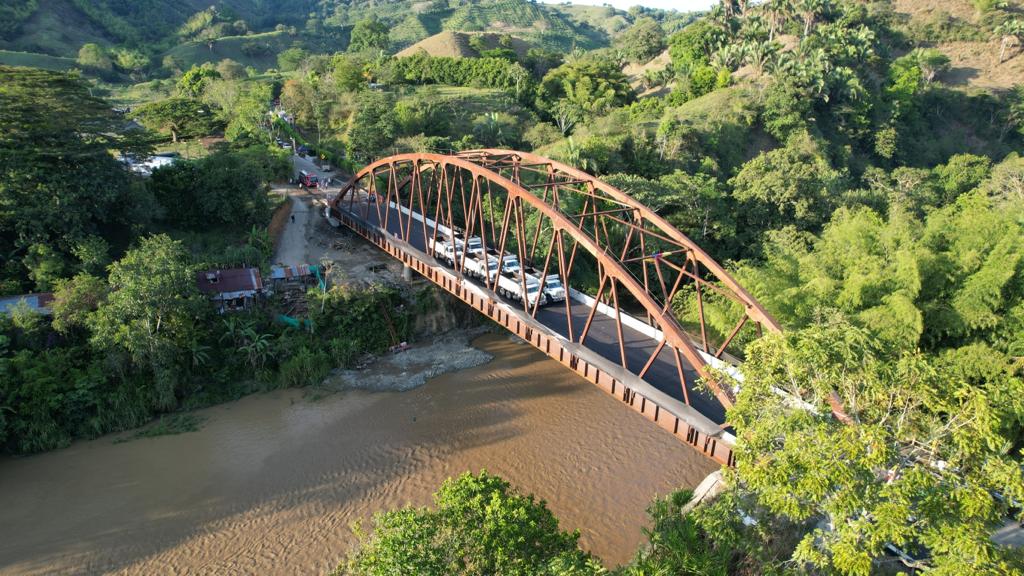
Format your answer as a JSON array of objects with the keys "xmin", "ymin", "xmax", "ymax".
[{"xmin": 0, "ymin": 334, "xmax": 716, "ymax": 575}]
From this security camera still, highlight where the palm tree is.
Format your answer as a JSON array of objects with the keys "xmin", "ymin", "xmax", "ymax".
[
  {"xmin": 741, "ymin": 15, "xmax": 770, "ymax": 41},
  {"xmin": 911, "ymin": 48, "xmax": 951, "ymax": 84},
  {"xmin": 239, "ymin": 328, "xmax": 272, "ymax": 370},
  {"xmin": 188, "ymin": 340, "xmax": 211, "ymax": 368},
  {"xmin": 795, "ymin": 0, "xmax": 829, "ymax": 39},
  {"xmin": 565, "ymin": 47, "xmax": 587, "ymax": 65},
  {"xmin": 766, "ymin": 0, "xmax": 793, "ymax": 41},
  {"xmin": 744, "ymin": 41, "xmax": 780, "ymax": 77},
  {"xmin": 996, "ymin": 19, "xmax": 1024, "ymax": 63},
  {"xmin": 718, "ymin": 0, "xmax": 735, "ymax": 20},
  {"xmin": 712, "ymin": 44, "xmax": 745, "ymax": 71}
]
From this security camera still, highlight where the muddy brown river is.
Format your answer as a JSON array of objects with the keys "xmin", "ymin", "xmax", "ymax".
[{"xmin": 0, "ymin": 334, "xmax": 716, "ymax": 575}]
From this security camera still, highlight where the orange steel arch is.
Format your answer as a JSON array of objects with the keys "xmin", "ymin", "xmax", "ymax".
[
  {"xmin": 328, "ymin": 151, "xmax": 780, "ymax": 414},
  {"xmin": 461, "ymin": 149, "xmax": 781, "ymax": 333}
]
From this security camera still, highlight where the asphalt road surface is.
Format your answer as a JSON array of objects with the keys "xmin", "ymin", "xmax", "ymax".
[{"xmin": 336, "ymin": 198, "xmax": 728, "ymax": 425}]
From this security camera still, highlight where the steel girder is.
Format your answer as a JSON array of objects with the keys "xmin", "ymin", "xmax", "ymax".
[{"xmin": 328, "ymin": 151, "xmax": 780, "ymax": 414}]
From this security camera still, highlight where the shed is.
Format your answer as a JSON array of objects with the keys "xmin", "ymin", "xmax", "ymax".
[
  {"xmin": 196, "ymin": 268, "xmax": 264, "ymax": 312},
  {"xmin": 0, "ymin": 293, "xmax": 54, "ymax": 317}
]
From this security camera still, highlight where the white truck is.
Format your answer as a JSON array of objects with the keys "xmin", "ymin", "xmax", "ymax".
[
  {"xmin": 499, "ymin": 254, "xmax": 521, "ymax": 275},
  {"xmin": 523, "ymin": 267, "xmax": 566, "ymax": 304},
  {"xmin": 464, "ymin": 254, "xmax": 500, "ymax": 281},
  {"xmin": 496, "ymin": 273, "xmax": 546, "ymax": 308},
  {"xmin": 428, "ymin": 237, "xmax": 463, "ymax": 266},
  {"xmin": 465, "ymin": 236, "xmax": 485, "ymax": 257}
]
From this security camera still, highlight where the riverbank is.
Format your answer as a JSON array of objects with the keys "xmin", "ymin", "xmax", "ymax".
[{"xmin": 0, "ymin": 333, "xmax": 715, "ymax": 575}]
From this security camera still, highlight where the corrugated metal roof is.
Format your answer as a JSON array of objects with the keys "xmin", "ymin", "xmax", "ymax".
[
  {"xmin": 269, "ymin": 264, "xmax": 314, "ymax": 280},
  {"xmin": 196, "ymin": 268, "xmax": 264, "ymax": 295},
  {"xmin": 0, "ymin": 293, "xmax": 54, "ymax": 316}
]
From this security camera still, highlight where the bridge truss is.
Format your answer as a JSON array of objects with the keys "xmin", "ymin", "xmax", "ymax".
[{"xmin": 327, "ymin": 149, "xmax": 780, "ymax": 464}]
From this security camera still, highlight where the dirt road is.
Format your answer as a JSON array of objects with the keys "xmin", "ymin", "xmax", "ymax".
[
  {"xmin": 272, "ymin": 190, "xmax": 313, "ymax": 266},
  {"xmin": 272, "ymin": 153, "xmax": 345, "ymax": 267}
]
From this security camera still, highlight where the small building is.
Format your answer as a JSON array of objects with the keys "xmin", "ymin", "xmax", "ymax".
[
  {"xmin": 269, "ymin": 264, "xmax": 315, "ymax": 284},
  {"xmin": 0, "ymin": 293, "xmax": 54, "ymax": 317},
  {"xmin": 196, "ymin": 268, "xmax": 264, "ymax": 313}
]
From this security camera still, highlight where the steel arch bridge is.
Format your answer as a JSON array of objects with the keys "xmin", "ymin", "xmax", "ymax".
[{"xmin": 326, "ymin": 149, "xmax": 780, "ymax": 465}]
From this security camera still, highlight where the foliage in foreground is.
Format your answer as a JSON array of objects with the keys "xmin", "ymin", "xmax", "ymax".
[
  {"xmin": 337, "ymin": 472, "xmax": 761, "ymax": 576},
  {"xmin": 339, "ymin": 471, "xmax": 603, "ymax": 576},
  {"xmin": 726, "ymin": 318, "xmax": 1024, "ymax": 575}
]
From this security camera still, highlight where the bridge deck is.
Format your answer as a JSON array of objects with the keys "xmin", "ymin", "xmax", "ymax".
[{"xmin": 339, "ymin": 200, "xmax": 728, "ymax": 426}]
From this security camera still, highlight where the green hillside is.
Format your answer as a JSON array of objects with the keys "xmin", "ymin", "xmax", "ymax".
[
  {"xmin": 163, "ymin": 30, "xmax": 298, "ymax": 71},
  {"xmin": 0, "ymin": 0, "xmax": 639, "ymax": 62},
  {"xmin": 0, "ymin": 48, "xmax": 76, "ymax": 70}
]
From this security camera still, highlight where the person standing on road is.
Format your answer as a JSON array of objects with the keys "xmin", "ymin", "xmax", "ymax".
[{"xmin": 291, "ymin": 214, "xmax": 295, "ymax": 223}]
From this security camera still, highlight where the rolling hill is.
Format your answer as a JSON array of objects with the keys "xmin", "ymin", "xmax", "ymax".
[
  {"xmin": 396, "ymin": 30, "xmax": 532, "ymax": 59},
  {"xmin": 892, "ymin": 0, "xmax": 1024, "ymax": 90},
  {"xmin": 0, "ymin": 0, "xmax": 635, "ymax": 62}
]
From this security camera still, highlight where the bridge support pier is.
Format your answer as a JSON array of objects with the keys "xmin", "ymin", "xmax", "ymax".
[{"xmin": 402, "ymin": 264, "xmax": 414, "ymax": 282}]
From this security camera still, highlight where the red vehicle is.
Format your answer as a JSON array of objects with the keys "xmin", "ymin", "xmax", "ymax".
[{"xmin": 298, "ymin": 171, "xmax": 319, "ymax": 188}]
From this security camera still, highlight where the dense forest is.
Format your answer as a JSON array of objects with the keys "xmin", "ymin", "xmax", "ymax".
[{"xmin": 3, "ymin": 0, "xmax": 1024, "ymax": 574}]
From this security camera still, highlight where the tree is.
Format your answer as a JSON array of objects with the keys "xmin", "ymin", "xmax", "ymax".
[
  {"xmin": 89, "ymin": 235, "xmax": 205, "ymax": 410},
  {"xmin": 112, "ymin": 48, "xmax": 150, "ymax": 79},
  {"xmin": 667, "ymin": 20, "xmax": 718, "ymax": 70},
  {"xmin": 614, "ymin": 17, "xmax": 667, "ymax": 63},
  {"xmin": 224, "ymin": 82, "xmax": 272, "ymax": 142},
  {"xmin": 536, "ymin": 59, "xmax": 633, "ymax": 123},
  {"xmin": 147, "ymin": 149, "xmax": 280, "ymax": 229},
  {"xmin": 76, "ymin": 43, "xmax": 112, "ymax": 72},
  {"xmin": 23, "ymin": 243, "xmax": 64, "ymax": 290},
  {"xmin": 50, "ymin": 273, "xmax": 108, "ymax": 335},
  {"xmin": 215, "ymin": 58, "xmax": 246, "ymax": 80},
  {"xmin": 727, "ymin": 318, "xmax": 1024, "ymax": 575},
  {"xmin": 794, "ymin": 0, "xmax": 828, "ymax": 38},
  {"xmin": 730, "ymin": 131, "xmax": 843, "ymax": 234},
  {"xmin": 742, "ymin": 40, "xmax": 779, "ymax": 76},
  {"xmin": 996, "ymin": 19, "xmax": 1024, "ymax": 63},
  {"xmin": 346, "ymin": 92, "xmax": 398, "ymax": 156},
  {"xmin": 177, "ymin": 63, "xmax": 220, "ymax": 98},
  {"xmin": 332, "ymin": 53, "xmax": 368, "ymax": 92},
  {"xmin": 765, "ymin": 0, "xmax": 793, "ymax": 41},
  {"xmin": 281, "ymin": 73, "xmax": 340, "ymax": 148},
  {"xmin": 277, "ymin": 47, "xmax": 308, "ymax": 72},
  {"xmin": 619, "ymin": 490, "xmax": 736, "ymax": 575},
  {"xmin": 348, "ymin": 17, "xmax": 389, "ymax": 53},
  {"xmin": 911, "ymin": 48, "xmax": 951, "ymax": 84},
  {"xmin": 472, "ymin": 112, "xmax": 521, "ymax": 148},
  {"xmin": 340, "ymin": 471, "xmax": 600, "ymax": 576},
  {"xmin": 130, "ymin": 97, "xmax": 222, "ymax": 142},
  {"xmin": 0, "ymin": 66, "xmax": 148, "ymax": 292}
]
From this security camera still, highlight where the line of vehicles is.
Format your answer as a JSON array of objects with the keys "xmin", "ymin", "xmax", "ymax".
[{"xmin": 427, "ymin": 233, "xmax": 566, "ymax": 308}]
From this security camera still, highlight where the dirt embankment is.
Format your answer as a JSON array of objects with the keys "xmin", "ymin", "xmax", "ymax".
[{"xmin": 267, "ymin": 192, "xmax": 293, "ymax": 254}]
